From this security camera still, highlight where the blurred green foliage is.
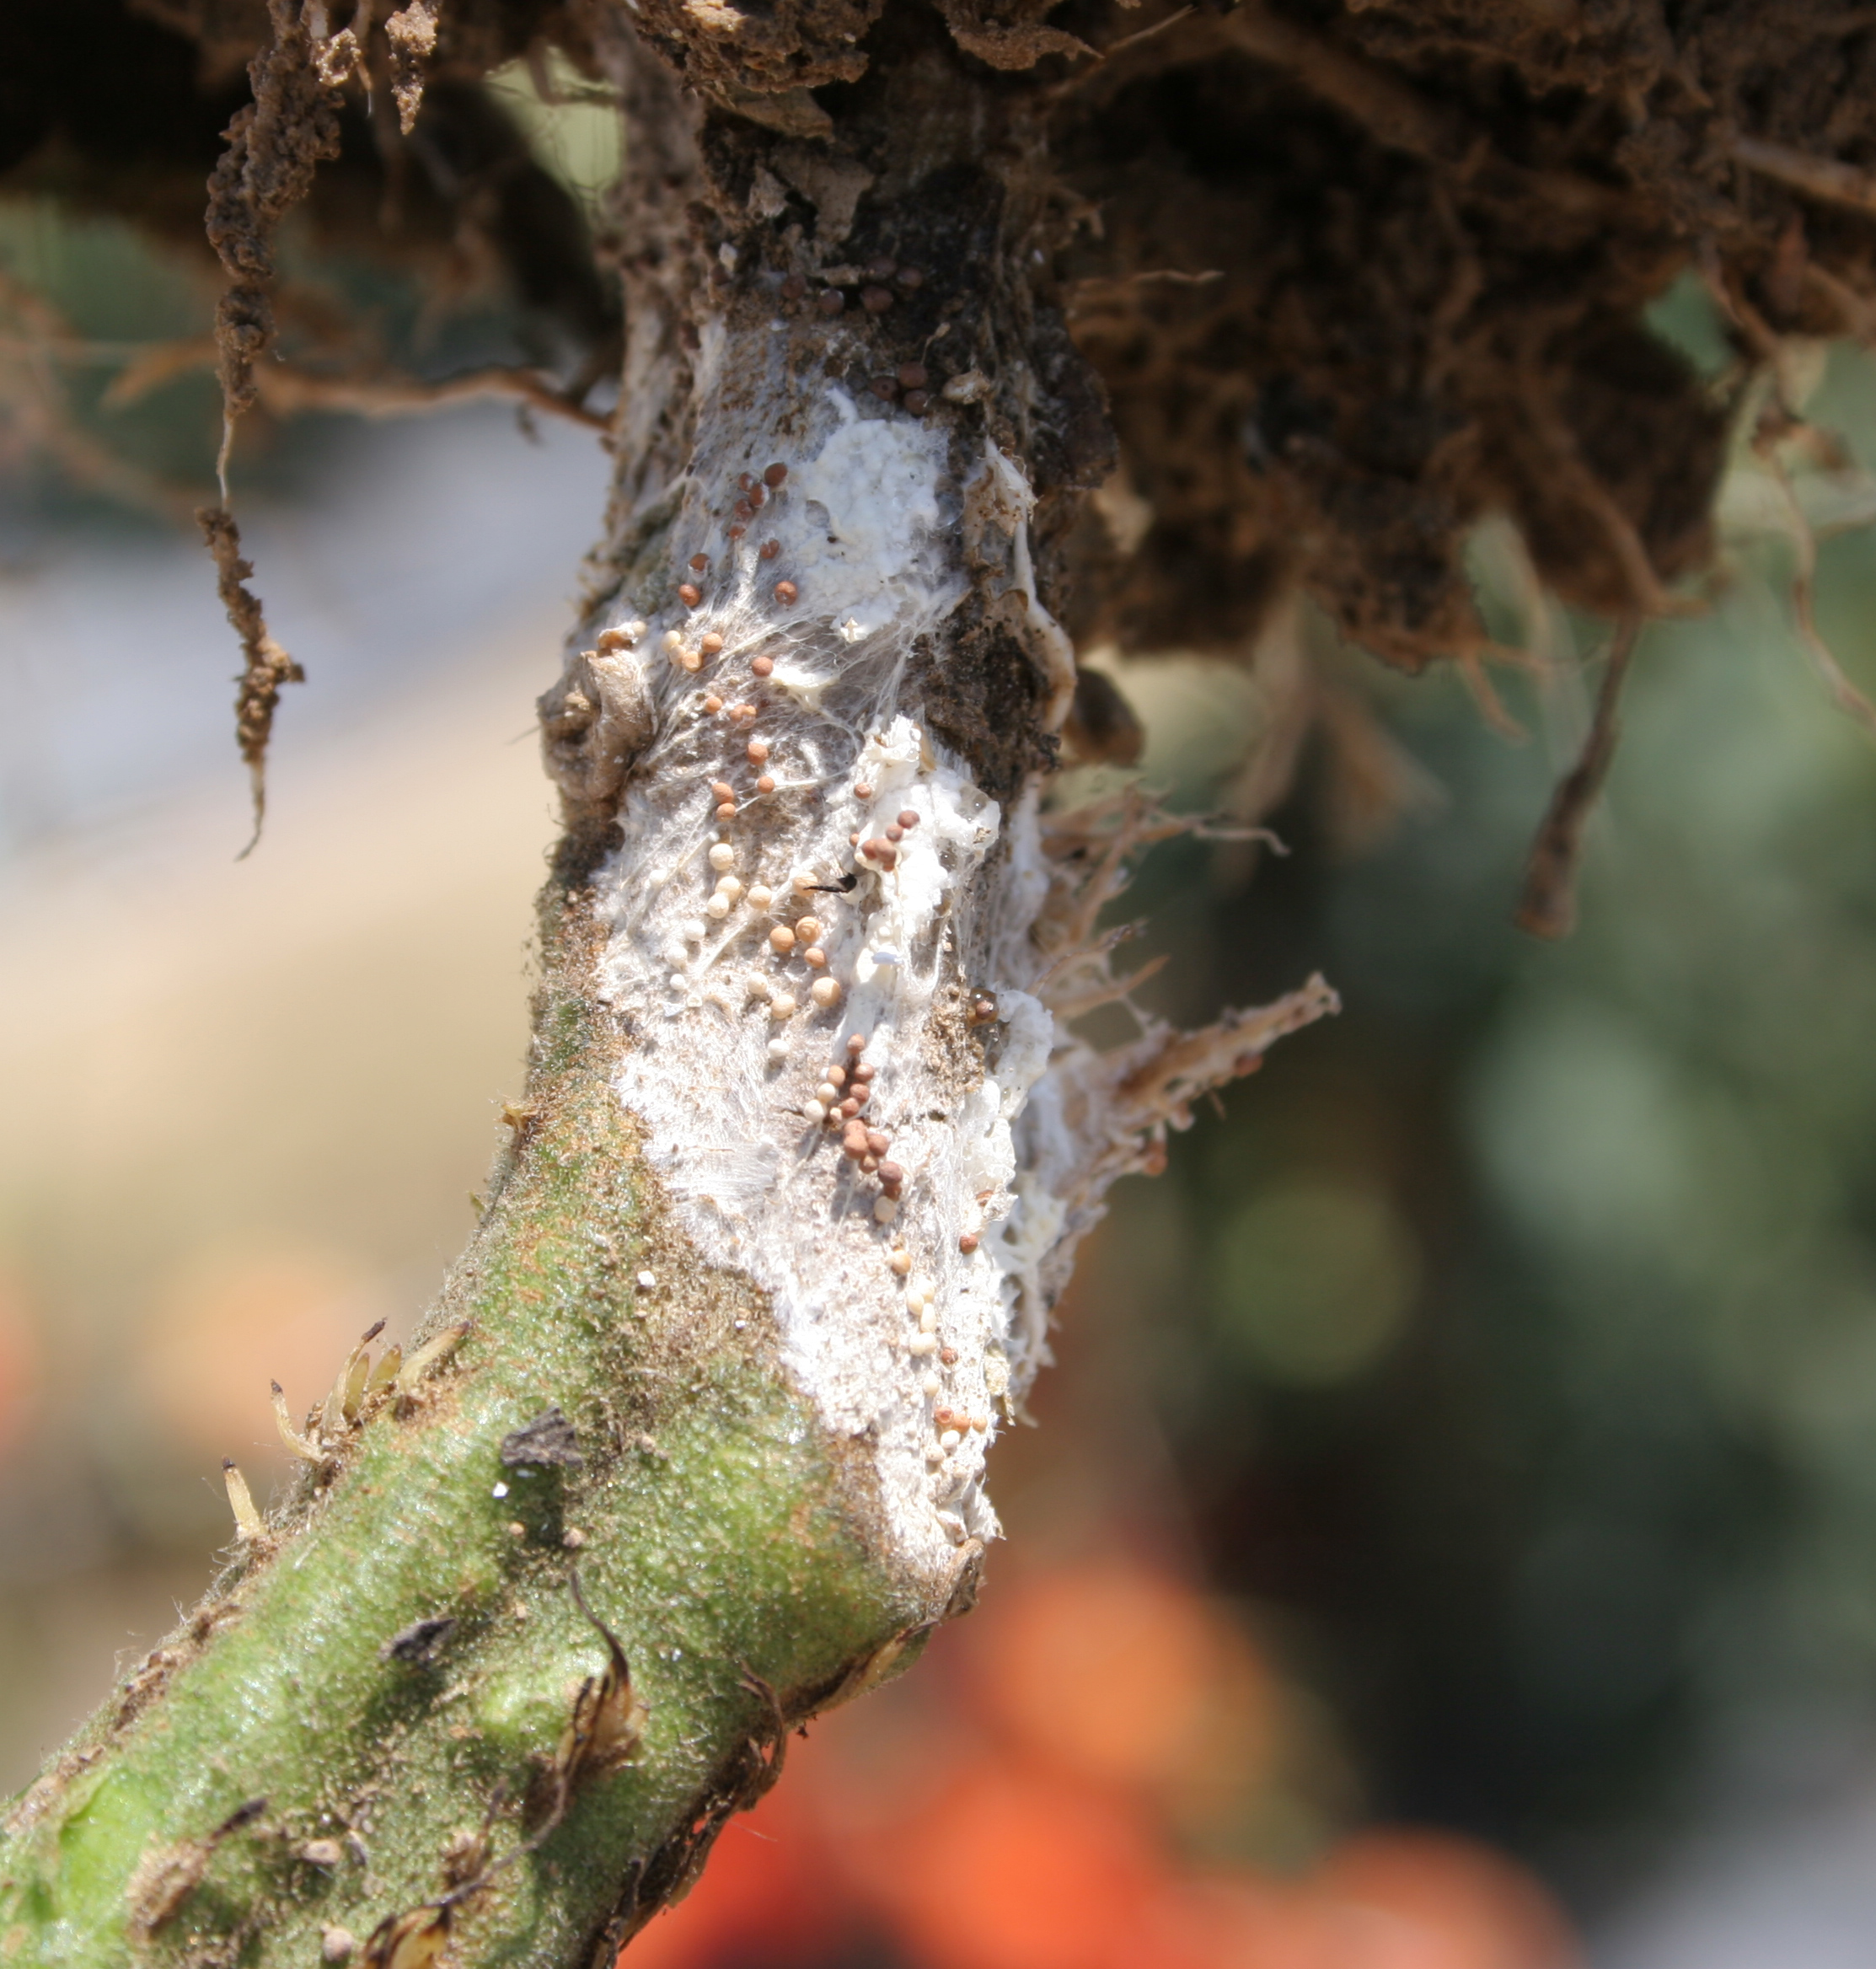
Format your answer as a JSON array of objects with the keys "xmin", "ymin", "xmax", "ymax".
[
  {"xmin": 1075, "ymin": 315, "xmax": 1876, "ymax": 1892},
  {"xmin": 0, "ymin": 51, "xmax": 602, "ymax": 537}
]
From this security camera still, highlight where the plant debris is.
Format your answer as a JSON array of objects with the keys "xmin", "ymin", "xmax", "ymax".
[{"xmin": 499, "ymin": 1405, "xmax": 584, "ymax": 1470}]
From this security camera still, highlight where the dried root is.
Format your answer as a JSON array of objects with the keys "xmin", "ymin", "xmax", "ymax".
[
  {"xmin": 203, "ymin": 0, "xmax": 346, "ymax": 461},
  {"xmin": 198, "ymin": 0, "xmax": 351, "ymax": 843},
  {"xmin": 1516, "ymin": 622, "xmax": 1638, "ymax": 941},
  {"xmin": 196, "ymin": 504, "xmax": 305, "ymax": 856}
]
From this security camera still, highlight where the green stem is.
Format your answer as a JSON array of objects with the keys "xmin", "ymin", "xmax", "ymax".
[{"xmin": 0, "ymin": 889, "xmax": 953, "ymax": 1968}]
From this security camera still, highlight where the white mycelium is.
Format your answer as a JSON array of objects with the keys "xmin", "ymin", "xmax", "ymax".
[
  {"xmin": 567, "ymin": 357, "xmax": 1334, "ymax": 1585},
  {"xmin": 565, "ymin": 371, "xmax": 1072, "ymax": 1579}
]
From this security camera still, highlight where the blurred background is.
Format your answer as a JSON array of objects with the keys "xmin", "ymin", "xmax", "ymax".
[{"xmin": 11, "ymin": 66, "xmax": 1876, "ymax": 1969}]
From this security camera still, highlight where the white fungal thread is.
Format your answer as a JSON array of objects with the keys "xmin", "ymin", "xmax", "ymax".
[{"xmin": 561, "ymin": 354, "xmax": 1338, "ymax": 1587}]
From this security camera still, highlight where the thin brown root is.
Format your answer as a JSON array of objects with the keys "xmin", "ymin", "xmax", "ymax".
[
  {"xmin": 1455, "ymin": 641, "xmax": 1527, "ymax": 742},
  {"xmin": 1312, "ymin": 671, "xmax": 1446, "ymax": 855},
  {"xmin": 1514, "ymin": 620, "xmax": 1639, "ymax": 941},
  {"xmin": 204, "ymin": 0, "xmax": 345, "ymax": 437},
  {"xmin": 0, "ymin": 274, "xmax": 200, "ymax": 523},
  {"xmin": 1113, "ymin": 974, "xmax": 1342, "ymax": 1127},
  {"xmin": 198, "ymin": 0, "xmax": 344, "ymax": 794},
  {"xmin": 1044, "ymin": 950, "xmax": 1170, "ymax": 1022},
  {"xmin": 1755, "ymin": 422, "xmax": 1876, "ymax": 741},
  {"xmin": 1089, "ymin": 5, "xmax": 1194, "ymax": 66},
  {"xmin": 255, "ymin": 360, "xmax": 611, "ymax": 432},
  {"xmin": 1790, "ymin": 550, "xmax": 1876, "ymax": 738},
  {"xmin": 196, "ymin": 506, "xmax": 305, "ymax": 856},
  {"xmin": 1731, "ymin": 135, "xmax": 1876, "ymax": 220},
  {"xmin": 1525, "ymin": 385, "xmax": 1702, "ymax": 620},
  {"xmin": 1218, "ymin": 2, "xmax": 1454, "ymax": 164}
]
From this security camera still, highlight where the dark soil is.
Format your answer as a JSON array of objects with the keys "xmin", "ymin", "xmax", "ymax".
[{"xmin": 8, "ymin": 0, "xmax": 1876, "ymax": 676}]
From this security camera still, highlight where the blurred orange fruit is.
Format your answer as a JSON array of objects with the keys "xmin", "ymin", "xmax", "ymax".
[
  {"xmin": 608, "ymin": 1572, "xmax": 1578, "ymax": 1969},
  {"xmin": 624, "ymin": 1783, "xmax": 849, "ymax": 1969},
  {"xmin": 1139, "ymin": 1875, "xmax": 1348, "ymax": 1969},
  {"xmin": 851, "ymin": 1764, "xmax": 1168, "ymax": 1969},
  {"xmin": 137, "ymin": 1242, "xmax": 391, "ymax": 1463},
  {"xmin": 1311, "ymin": 1832, "xmax": 1578, "ymax": 1969},
  {"xmin": 967, "ymin": 1561, "xmax": 1275, "ymax": 1796}
]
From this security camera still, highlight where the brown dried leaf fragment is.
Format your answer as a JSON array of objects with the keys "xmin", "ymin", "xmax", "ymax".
[
  {"xmin": 539, "ymin": 649, "xmax": 656, "ymax": 828},
  {"xmin": 381, "ymin": 1616, "xmax": 458, "ymax": 1666},
  {"xmin": 500, "ymin": 1405, "xmax": 584, "ymax": 1470},
  {"xmin": 385, "ymin": 2, "xmax": 442, "ymax": 135},
  {"xmin": 563, "ymin": 1572, "xmax": 647, "ymax": 1780},
  {"xmin": 394, "ymin": 1321, "xmax": 472, "ymax": 1411},
  {"xmin": 629, "ymin": 0, "xmax": 880, "ymax": 99},
  {"xmin": 126, "ymin": 1797, "xmax": 266, "ymax": 1939},
  {"xmin": 197, "ymin": 504, "xmax": 304, "ymax": 856},
  {"xmin": 362, "ymin": 1901, "xmax": 453, "ymax": 1969},
  {"xmin": 1062, "ymin": 667, "xmax": 1144, "ymax": 766},
  {"xmin": 222, "ymin": 1458, "xmax": 268, "ymax": 1544},
  {"xmin": 529, "ymin": 1570, "xmax": 647, "ymax": 1829},
  {"xmin": 941, "ymin": 1, "xmax": 1092, "ymax": 69}
]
